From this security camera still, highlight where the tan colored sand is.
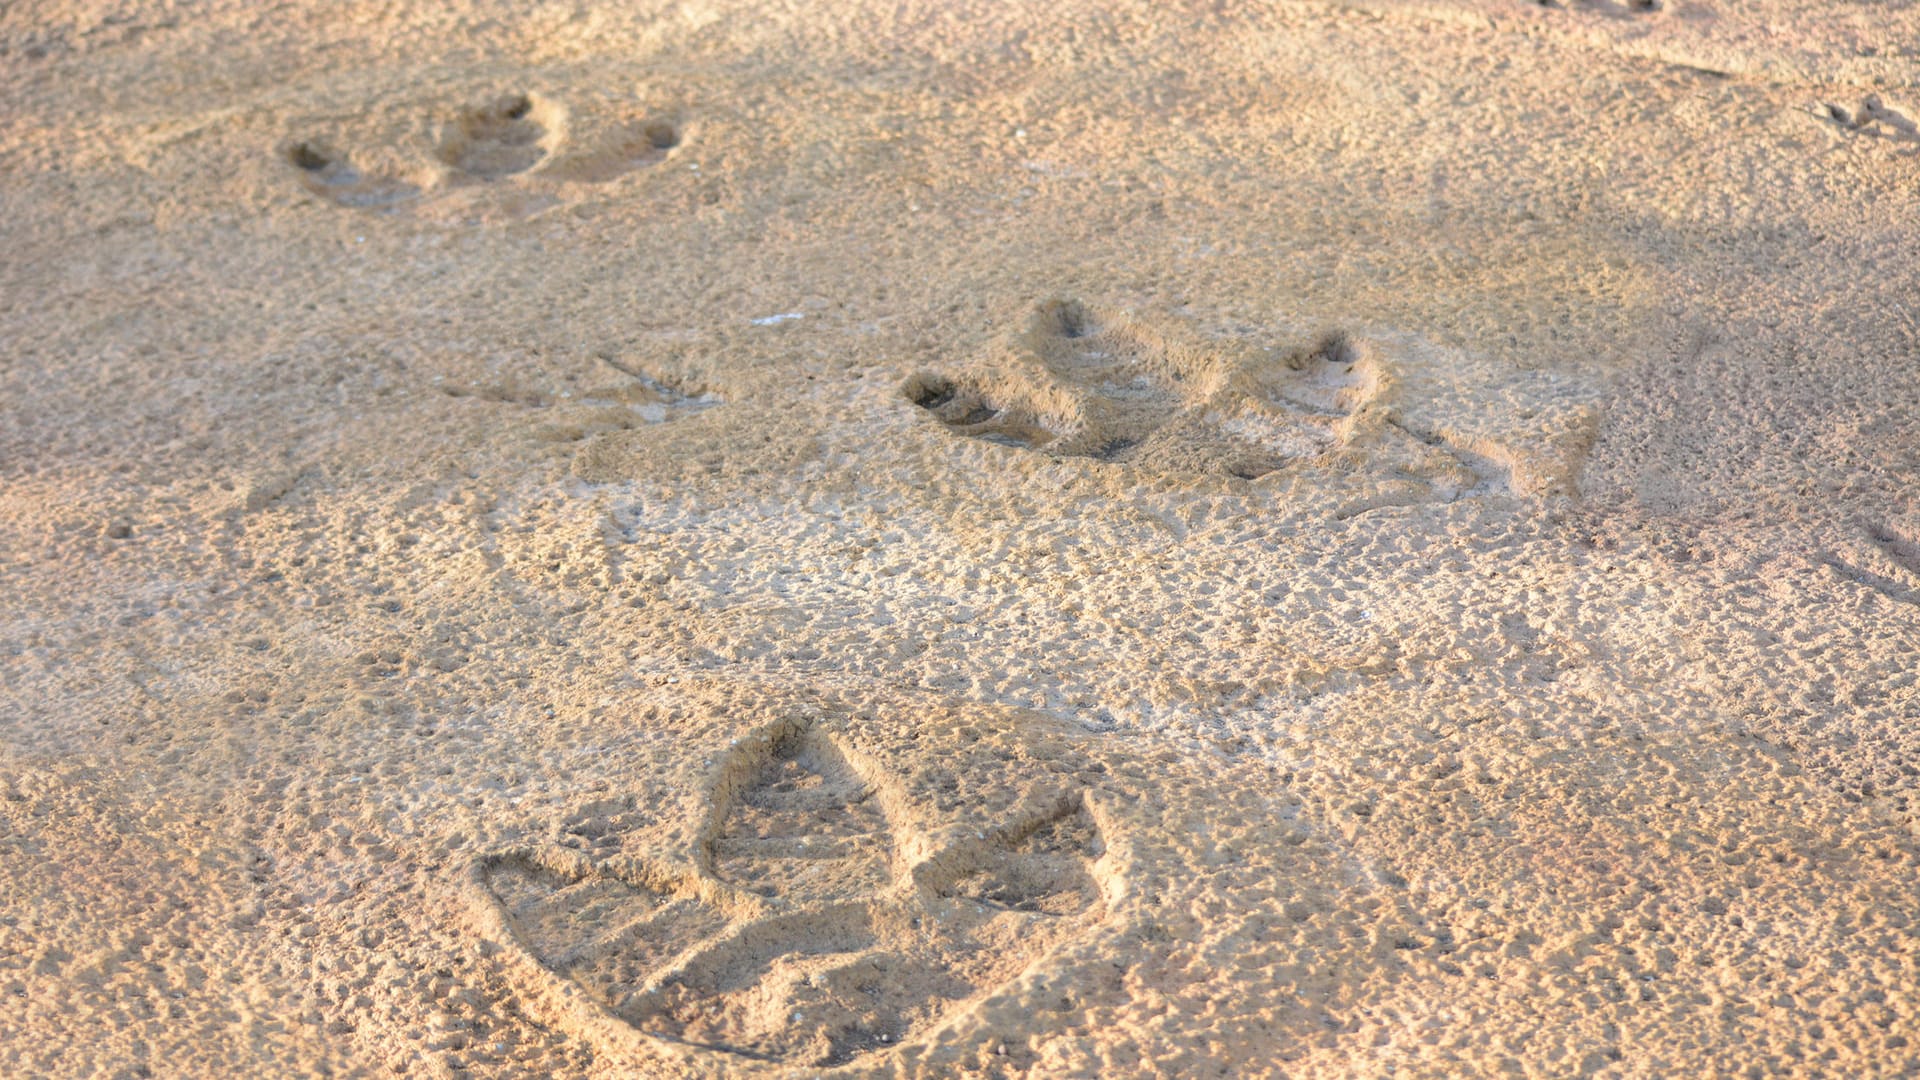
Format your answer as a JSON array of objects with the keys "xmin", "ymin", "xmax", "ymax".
[{"xmin": 3, "ymin": 0, "xmax": 1920, "ymax": 1076}]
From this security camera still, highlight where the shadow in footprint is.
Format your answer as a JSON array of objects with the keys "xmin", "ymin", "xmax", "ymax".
[
  {"xmin": 550, "ymin": 119, "xmax": 683, "ymax": 184},
  {"xmin": 1830, "ymin": 521, "xmax": 1920, "ymax": 606},
  {"xmin": 588, "ymin": 354, "xmax": 723, "ymax": 423},
  {"xmin": 1547, "ymin": 0, "xmax": 1663, "ymax": 15},
  {"xmin": 902, "ymin": 372, "xmax": 1054, "ymax": 450},
  {"xmin": 1822, "ymin": 97, "xmax": 1920, "ymax": 146},
  {"xmin": 290, "ymin": 92, "xmax": 683, "ymax": 216},
  {"xmin": 903, "ymin": 298, "xmax": 1204, "ymax": 460},
  {"xmin": 284, "ymin": 140, "xmax": 417, "ymax": 208},
  {"xmin": 438, "ymin": 93, "xmax": 560, "ymax": 179}
]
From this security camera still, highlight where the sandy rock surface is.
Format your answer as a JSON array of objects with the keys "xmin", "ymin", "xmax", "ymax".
[{"xmin": 3, "ymin": 1, "xmax": 1919, "ymax": 1076}]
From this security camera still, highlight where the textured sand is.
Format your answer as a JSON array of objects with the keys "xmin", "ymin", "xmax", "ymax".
[{"xmin": 4, "ymin": 0, "xmax": 1920, "ymax": 1076}]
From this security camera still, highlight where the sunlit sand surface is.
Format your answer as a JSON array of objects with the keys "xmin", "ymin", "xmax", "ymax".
[{"xmin": 4, "ymin": 1, "xmax": 1920, "ymax": 1075}]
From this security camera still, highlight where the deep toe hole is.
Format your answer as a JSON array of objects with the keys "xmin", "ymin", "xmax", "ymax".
[
  {"xmin": 904, "ymin": 373, "xmax": 956, "ymax": 410},
  {"xmin": 1052, "ymin": 299, "xmax": 1095, "ymax": 339},
  {"xmin": 463, "ymin": 93, "xmax": 542, "ymax": 142},
  {"xmin": 1287, "ymin": 330, "xmax": 1355, "ymax": 371},
  {"xmin": 287, "ymin": 141, "xmax": 332, "ymax": 171},
  {"xmin": 643, "ymin": 121, "xmax": 680, "ymax": 150},
  {"xmin": 1313, "ymin": 331, "xmax": 1355, "ymax": 365}
]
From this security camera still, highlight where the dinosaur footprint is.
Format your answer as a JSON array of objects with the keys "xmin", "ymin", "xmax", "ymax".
[
  {"xmin": 1820, "ymin": 96, "xmax": 1920, "ymax": 146},
  {"xmin": 286, "ymin": 92, "xmax": 684, "ymax": 213},
  {"xmin": 907, "ymin": 298, "xmax": 1598, "ymax": 498},
  {"xmin": 904, "ymin": 298, "xmax": 1222, "ymax": 461},
  {"xmin": 466, "ymin": 721, "xmax": 1117, "ymax": 1068},
  {"xmin": 904, "ymin": 300, "xmax": 1380, "ymax": 479}
]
